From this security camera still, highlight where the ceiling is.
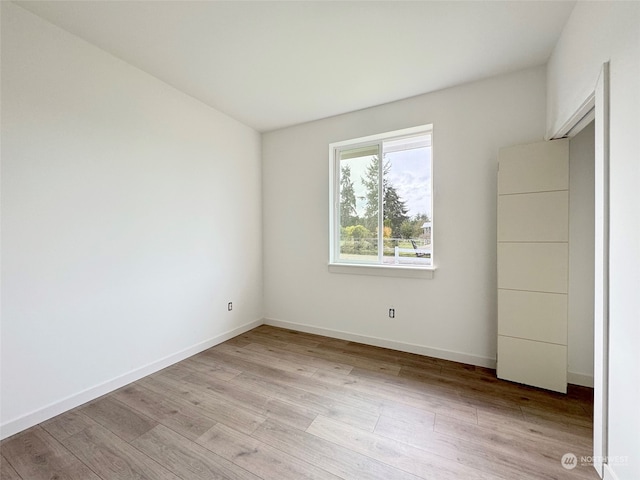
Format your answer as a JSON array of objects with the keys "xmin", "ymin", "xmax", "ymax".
[{"xmin": 15, "ymin": 1, "xmax": 576, "ymax": 132}]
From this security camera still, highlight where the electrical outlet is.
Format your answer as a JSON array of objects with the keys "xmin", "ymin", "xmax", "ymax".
[
  {"xmin": 389, "ymin": 308, "xmax": 395, "ymax": 319},
  {"xmin": 228, "ymin": 302, "xmax": 233, "ymax": 311}
]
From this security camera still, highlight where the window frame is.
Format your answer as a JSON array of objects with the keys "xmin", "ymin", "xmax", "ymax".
[{"xmin": 328, "ymin": 124, "xmax": 435, "ymax": 277}]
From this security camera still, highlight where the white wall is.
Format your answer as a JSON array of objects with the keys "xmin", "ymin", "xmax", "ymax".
[
  {"xmin": 263, "ymin": 67, "xmax": 546, "ymax": 367},
  {"xmin": 548, "ymin": 3, "xmax": 640, "ymax": 479},
  {"xmin": 0, "ymin": 3, "xmax": 263, "ymax": 438},
  {"xmin": 568, "ymin": 121, "xmax": 595, "ymax": 386}
]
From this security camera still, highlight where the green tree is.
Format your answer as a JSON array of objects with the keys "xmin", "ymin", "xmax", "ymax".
[
  {"xmin": 344, "ymin": 224, "xmax": 370, "ymax": 240},
  {"xmin": 361, "ymin": 155, "xmax": 409, "ymax": 237},
  {"xmin": 400, "ymin": 220, "xmax": 415, "ymax": 239},
  {"xmin": 343, "ymin": 225, "xmax": 373, "ymax": 254},
  {"xmin": 413, "ymin": 212, "xmax": 430, "ymax": 225},
  {"xmin": 384, "ymin": 183, "xmax": 409, "ymax": 236},
  {"xmin": 361, "ymin": 156, "xmax": 383, "ymax": 232},
  {"xmin": 339, "ymin": 165, "xmax": 358, "ymax": 227}
]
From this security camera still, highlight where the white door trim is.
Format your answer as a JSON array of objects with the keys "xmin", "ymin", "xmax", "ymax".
[
  {"xmin": 592, "ymin": 62, "xmax": 610, "ymax": 478},
  {"xmin": 550, "ymin": 62, "xmax": 610, "ymax": 478}
]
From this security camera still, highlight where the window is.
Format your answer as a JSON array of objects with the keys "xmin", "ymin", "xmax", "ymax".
[{"xmin": 329, "ymin": 125, "xmax": 433, "ymax": 270}]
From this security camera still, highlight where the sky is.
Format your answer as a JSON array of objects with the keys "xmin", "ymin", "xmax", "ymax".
[{"xmin": 345, "ymin": 147, "xmax": 432, "ymax": 220}]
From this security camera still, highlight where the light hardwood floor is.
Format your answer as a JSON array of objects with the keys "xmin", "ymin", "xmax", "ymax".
[{"xmin": 1, "ymin": 325, "xmax": 598, "ymax": 479}]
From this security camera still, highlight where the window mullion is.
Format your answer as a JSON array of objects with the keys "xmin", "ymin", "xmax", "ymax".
[{"xmin": 333, "ymin": 147, "xmax": 340, "ymax": 263}]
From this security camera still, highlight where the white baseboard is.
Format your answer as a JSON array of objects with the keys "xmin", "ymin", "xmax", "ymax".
[
  {"xmin": 5, "ymin": 316, "xmax": 593, "ymax": 440},
  {"xmin": 263, "ymin": 317, "xmax": 497, "ymax": 369},
  {"xmin": 263, "ymin": 319, "xmax": 595, "ymax": 389},
  {"xmin": 0, "ymin": 318, "xmax": 263, "ymax": 440},
  {"xmin": 567, "ymin": 371, "xmax": 595, "ymax": 388}
]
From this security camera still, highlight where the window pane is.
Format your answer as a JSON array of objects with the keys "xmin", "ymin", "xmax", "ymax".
[
  {"xmin": 338, "ymin": 145, "xmax": 380, "ymax": 262},
  {"xmin": 382, "ymin": 134, "xmax": 432, "ymax": 265}
]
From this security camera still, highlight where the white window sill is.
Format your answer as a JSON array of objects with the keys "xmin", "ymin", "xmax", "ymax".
[{"xmin": 328, "ymin": 263, "xmax": 436, "ymax": 279}]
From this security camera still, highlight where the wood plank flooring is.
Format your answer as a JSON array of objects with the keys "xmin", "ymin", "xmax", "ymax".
[{"xmin": 1, "ymin": 325, "xmax": 599, "ymax": 479}]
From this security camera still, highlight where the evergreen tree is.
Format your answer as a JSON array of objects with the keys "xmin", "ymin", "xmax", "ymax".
[
  {"xmin": 362, "ymin": 156, "xmax": 383, "ymax": 232},
  {"xmin": 362, "ymin": 155, "xmax": 409, "ymax": 236},
  {"xmin": 413, "ymin": 212, "xmax": 430, "ymax": 224},
  {"xmin": 383, "ymin": 183, "xmax": 409, "ymax": 236},
  {"xmin": 339, "ymin": 165, "xmax": 358, "ymax": 227}
]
